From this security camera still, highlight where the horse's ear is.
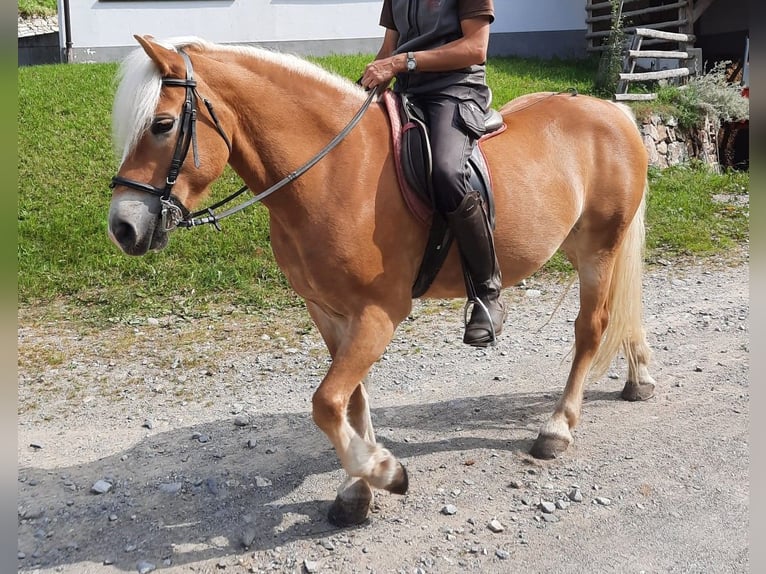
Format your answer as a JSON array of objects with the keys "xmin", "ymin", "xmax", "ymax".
[{"xmin": 134, "ymin": 34, "xmax": 183, "ymax": 78}]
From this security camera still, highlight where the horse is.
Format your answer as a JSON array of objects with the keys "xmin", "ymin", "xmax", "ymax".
[{"xmin": 108, "ymin": 35, "xmax": 656, "ymax": 527}]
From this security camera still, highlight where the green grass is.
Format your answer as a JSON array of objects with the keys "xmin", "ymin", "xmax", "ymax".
[
  {"xmin": 18, "ymin": 0, "xmax": 57, "ymax": 17},
  {"xmin": 18, "ymin": 56, "xmax": 748, "ymax": 321},
  {"xmin": 646, "ymin": 164, "xmax": 749, "ymax": 256}
]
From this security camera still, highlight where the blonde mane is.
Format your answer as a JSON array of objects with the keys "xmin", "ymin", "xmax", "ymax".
[{"xmin": 112, "ymin": 36, "xmax": 366, "ymax": 163}]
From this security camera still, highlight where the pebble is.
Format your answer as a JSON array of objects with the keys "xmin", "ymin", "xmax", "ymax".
[
  {"xmin": 241, "ymin": 525, "xmax": 256, "ymax": 548},
  {"xmin": 441, "ymin": 504, "xmax": 458, "ymax": 515},
  {"xmin": 21, "ymin": 507, "xmax": 44, "ymax": 519},
  {"xmin": 594, "ymin": 497, "xmax": 612, "ymax": 506},
  {"xmin": 233, "ymin": 415, "xmax": 250, "ymax": 427},
  {"xmin": 508, "ymin": 480, "xmax": 523, "ymax": 489},
  {"xmin": 142, "ymin": 419, "xmax": 154, "ymax": 429},
  {"xmin": 159, "ymin": 482, "xmax": 182, "ymax": 494},
  {"xmin": 255, "ymin": 476, "xmax": 272, "ymax": 488},
  {"xmin": 555, "ymin": 499, "xmax": 571, "ymax": 510},
  {"xmin": 539, "ymin": 501, "xmax": 556, "ymax": 514},
  {"xmin": 542, "ymin": 514, "xmax": 560, "ymax": 523},
  {"xmin": 136, "ymin": 560, "xmax": 156, "ymax": 574},
  {"xmin": 246, "ymin": 438, "xmax": 257, "ymax": 449},
  {"xmin": 568, "ymin": 488, "xmax": 583, "ymax": 502},
  {"xmin": 91, "ymin": 480, "xmax": 112, "ymax": 494},
  {"xmin": 487, "ymin": 519, "xmax": 504, "ymax": 533},
  {"xmin": 206, "ymin": 478, "xmax": 219, "ymax": 495},
  {"xmin": 304, "ymin": 559, "xmax": 320, "ymax": 573},
  {"xmin": 496, "ymin": 549, "xmax": 510, "ymax": 559}
]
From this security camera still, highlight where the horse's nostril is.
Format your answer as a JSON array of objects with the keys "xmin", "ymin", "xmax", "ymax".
[{"xmin": 111, "ymin": 220, "xmax": 137, "ymax": 248}]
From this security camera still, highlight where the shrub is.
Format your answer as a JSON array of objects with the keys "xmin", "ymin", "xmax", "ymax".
[
  {"xmin": 594, "ymin": 0, "xmax": 626, "ymax": 97},
  {"xmin": 646, "ymin": 61, "xmax": 749, "ymax": 130}
]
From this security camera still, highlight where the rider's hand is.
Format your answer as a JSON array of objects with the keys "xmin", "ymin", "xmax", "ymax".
[{"xmin": 360, "ymin": 55, "xmax": 404, "ymax": 90}]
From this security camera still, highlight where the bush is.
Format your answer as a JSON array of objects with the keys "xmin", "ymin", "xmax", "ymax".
[
  {"xmin": 594, "ymin": 0, "xmax": 626, "ymax": 97},
  {"xmin": 650, "ymin": 61, "xmax": 749, "ymax": 130}
]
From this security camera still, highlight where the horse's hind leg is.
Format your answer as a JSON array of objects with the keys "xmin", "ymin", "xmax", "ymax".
[
  {"xmin": 530, "ymin": 253, "xmax": 615, "ymax": 459},
  {"xmin": 307, "ymin": 302, "xmax": 408, "ymax": 526},
  {"xmin": 622, "ymin": 334, "xmax": 656, "ymax": 401}
]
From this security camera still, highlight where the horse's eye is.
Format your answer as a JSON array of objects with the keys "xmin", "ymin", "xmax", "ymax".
[{"xmin": 151, "ymin": 118, "xmax": 175, "ymax": 135}]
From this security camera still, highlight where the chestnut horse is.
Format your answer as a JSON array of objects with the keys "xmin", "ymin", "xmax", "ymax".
[{"xmin": 108, "ymin": 36, "xmax": 656, "ymax": 526}]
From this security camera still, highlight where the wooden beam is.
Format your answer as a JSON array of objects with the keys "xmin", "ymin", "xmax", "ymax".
[
  {"xmin": 615, "ymin": 93, "xmax": 658, "ymax": 101},
  {"xmin": 586, "ymin": 0, "xmax": 644, "ymax": 12},
  {"xmin": 620, "ymin": 67, "xmax": 690, "ymax": 81},
  {"xmin": 586, "ymin": 21, "xmax": 692, "ymax": 40},
  {"xmin": 634, "ymin": 27, "xmax": 695, "ymax": 42},
  {"xmin": 586, "ymin": 1, "xmax": 688, "ymax": 24},
  {"xmin": 629, "ymin": 50, "xmax": 691, "ymax": 59}
]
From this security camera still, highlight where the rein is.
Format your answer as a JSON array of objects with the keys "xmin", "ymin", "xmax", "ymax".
[
  {"xmin": 181, "ymin": 85, "xmax": 379, "ymax": 230},
  {"xmin": 111, "ymin": 48, "xmax": 379, "ymax": 232}
]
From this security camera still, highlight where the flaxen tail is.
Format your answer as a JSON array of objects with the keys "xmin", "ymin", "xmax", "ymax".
[
  {"xmin": 589, "ymin": 186, "xmax": 649, "ymax": 381},
  {"xmin": 589, "ymin": 103, "xmax": 651, "ymax": 381}
]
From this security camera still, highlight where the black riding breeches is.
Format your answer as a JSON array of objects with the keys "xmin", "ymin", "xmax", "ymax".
[{"xmin": 408, "ymin": 94, "xmax": 485, "ymax": 214}]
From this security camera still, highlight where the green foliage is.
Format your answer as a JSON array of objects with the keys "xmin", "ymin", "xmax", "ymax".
[
  {"xmin": 18, "ymin": 63, "xmax": 295, "ymax": 320},
  {"xmin": 646, "ymin": 163, "xmax": 749, "ymax": 256},
  {"xmin": 594, "ymin": 0, "xmax": 626, "ymax": 97},
  {"xmin": 486, "ymin": 57, "xmax": 598, "ymax": 104},
  {"xmin": 632, "ymin": 61, "xmax": 750, "ymax": 130},
  {"xmin": 18, "ymin": 57, "xmax": 749, "ymax": 321},
  {"xmin": 18, "ymin": 0, "xmax": 57, "ymax": 17}
]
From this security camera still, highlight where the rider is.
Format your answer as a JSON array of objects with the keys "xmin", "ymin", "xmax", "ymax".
[{"xmin": 361, "ymin": 0, "xmax": 505, "ymax": 347}]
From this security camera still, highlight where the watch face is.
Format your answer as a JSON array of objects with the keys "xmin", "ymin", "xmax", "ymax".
[{"xmin": 407, "ymin": 58, "xmax": 416, "ymax": 71}]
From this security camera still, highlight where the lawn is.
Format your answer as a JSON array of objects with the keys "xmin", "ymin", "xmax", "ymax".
[{"xmin": 18, "ymin": 53, "xmax": 749, "ymax": 321}]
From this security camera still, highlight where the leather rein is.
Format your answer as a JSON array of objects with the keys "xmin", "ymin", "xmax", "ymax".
[{"xmin": 110, "ymin": 49, "xmax": 378, "ymax": 232}]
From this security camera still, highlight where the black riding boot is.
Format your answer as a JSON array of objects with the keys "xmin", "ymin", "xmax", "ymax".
[{"xmin": 445, "ymin": 191, "xmax": 506, "ymax": 347}]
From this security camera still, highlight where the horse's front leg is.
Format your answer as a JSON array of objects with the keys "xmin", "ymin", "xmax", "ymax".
[{"xmin": 308, "ymin": 303, "xmax": 408, "ymax": 526}]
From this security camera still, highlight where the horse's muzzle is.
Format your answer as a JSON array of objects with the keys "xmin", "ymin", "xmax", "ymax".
[{"xmin": 108, "ymin": 194, "xmax": 168, "ymax": 255}]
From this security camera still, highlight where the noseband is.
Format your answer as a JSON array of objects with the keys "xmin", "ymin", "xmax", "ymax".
[{"xmin": 110, "ymin": 49, "xmax": 232, "ymax": 231}]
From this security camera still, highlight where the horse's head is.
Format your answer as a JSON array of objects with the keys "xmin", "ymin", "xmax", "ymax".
[{"xmin": 108, "ymin": 35, "xmax": 233, "ymax": 255}]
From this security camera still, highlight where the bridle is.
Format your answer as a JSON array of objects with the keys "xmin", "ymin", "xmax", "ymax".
[
  {"xmin": 110, "ymin": 49, "xmax": 234, "ymax": 232},
  {"xmin": 111, "ymin": 48, "xmax": 378, "ymax": 232}
]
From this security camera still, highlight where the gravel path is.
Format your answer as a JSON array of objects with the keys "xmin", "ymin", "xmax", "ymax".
[{"xmin": 18, "ymin": 256, "xmax": 749, "ymax": 573}]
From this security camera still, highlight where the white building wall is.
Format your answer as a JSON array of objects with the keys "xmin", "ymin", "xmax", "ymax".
[{"xmin": 58, "ymin": 0, "xmax": 587, "ymax": 62}]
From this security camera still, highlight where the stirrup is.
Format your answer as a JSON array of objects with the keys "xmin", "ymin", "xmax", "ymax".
[{"xmin": 463, "ymin": 297, "xmax": 498, "ymax": 346}]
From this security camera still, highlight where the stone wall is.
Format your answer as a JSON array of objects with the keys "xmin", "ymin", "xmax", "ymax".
[
  {"xmin": 18, "ymin": 16, "xmax": 61, "ymax": 66},
  {"xmin": 639, "ymin": 114, "xmax": 719, "ymax": 169}
]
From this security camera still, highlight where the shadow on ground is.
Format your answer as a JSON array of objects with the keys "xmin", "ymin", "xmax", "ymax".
[{"xmin": 17, "ymin": 389, "xmax": 594, "ymax": 571}]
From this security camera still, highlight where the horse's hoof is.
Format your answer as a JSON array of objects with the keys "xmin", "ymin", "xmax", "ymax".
[
  {"xmin": 385, "ymin": 463, "xmax": 409, "ymax": 495},
  {"xmin": 530, "ymin": 434, "xmax": 570, "ymax": 460},
  {"xmin": 621, "ymin": 380, "xmax": 655, "ymax": 402},
  {"xmin": 327, "ymin": 482, "xmax": 372, "ymax": 527}
]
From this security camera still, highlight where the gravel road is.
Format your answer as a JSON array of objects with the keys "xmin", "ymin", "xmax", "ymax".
[{"xmin": 18, "ymin": 255, "xmax": 749, "ymax": 574}]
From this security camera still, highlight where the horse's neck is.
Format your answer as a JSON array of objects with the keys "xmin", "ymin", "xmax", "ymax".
[{"xmin": 211, "ymin": 53, "xmax": 376, "ymax": 197}]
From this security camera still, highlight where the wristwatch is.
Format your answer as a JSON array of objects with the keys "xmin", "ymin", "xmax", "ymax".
[{"xmin": 406, "ymin": 51, "xmax": 417, "ymax": 72}]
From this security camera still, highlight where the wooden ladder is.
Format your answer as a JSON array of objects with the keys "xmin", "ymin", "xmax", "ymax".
[{"xmin": 616, "ymin": 27, "xmax": 697, "ymax": 101}]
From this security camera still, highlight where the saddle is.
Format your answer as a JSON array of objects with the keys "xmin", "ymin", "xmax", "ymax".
[{"xmin": 381, "ymin": 90, "xmax": 506, "ymax": 298}]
